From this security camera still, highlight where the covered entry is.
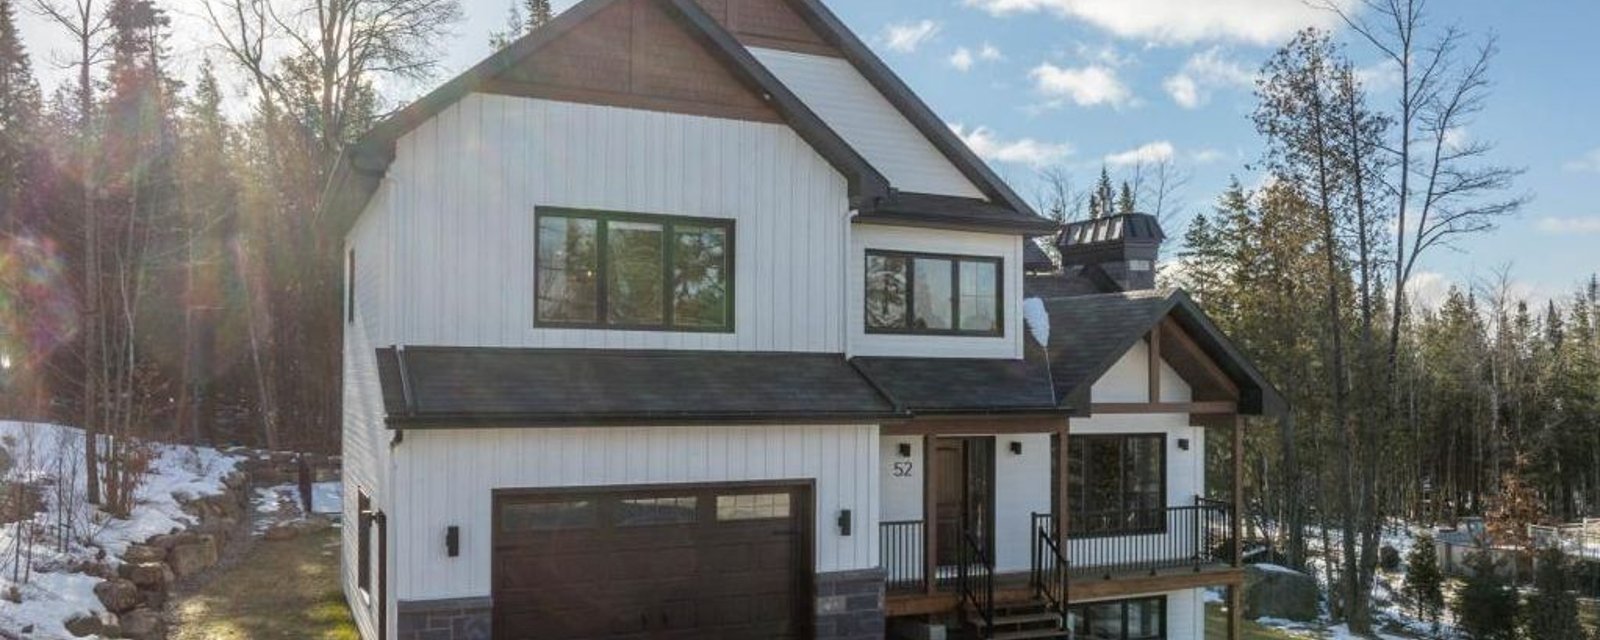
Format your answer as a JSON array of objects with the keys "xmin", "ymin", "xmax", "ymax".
[{"xmin": 491, "ymin": 482, "xmax": 812, "ymax": 640}]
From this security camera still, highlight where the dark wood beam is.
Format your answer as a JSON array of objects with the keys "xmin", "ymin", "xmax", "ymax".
[
  {"xmin": 1068, "ymin": 567, "xmax": 1244, "ymax": 601},
  {"xmin": 1091, "ymin": 402, "xmax": 1237, "ymax": 415},
  {"xmin": 883, "ymin": 415, "xmax": 1068, "ymax": 436},
  {"xmin": 1161, "ymin": 317, "xmax": 1241, "ymax": 398},
  {"xmin": 1148, "ymin": 330, "xmax": 1162, "ymax": 403},
  {"xmin": 1057, "ymin": 420, "xmax": 1070, "ymax": 542},
  {"xmin": 923, "ymin": 434, "xmax": 936, "ymax": 596}
]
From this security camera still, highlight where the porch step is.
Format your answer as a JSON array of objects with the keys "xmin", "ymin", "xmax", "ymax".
[
  {"xmin": 990, "ymin": 629, "xmax": 1070, "ymax": 640},
  {"xmin": 963, "ymin": 598, "xmax": 1068, "ymax": 640},
  {"xmin": 974, "ymin": 611, "xmax": 1062, "ymax": 629}
]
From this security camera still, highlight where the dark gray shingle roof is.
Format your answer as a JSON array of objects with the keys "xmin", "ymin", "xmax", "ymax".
[
  {"xmin": 851, "ymin": 340, "xmax": 1058, "ymax": 414},
  {"xmin": 377, "ymin": 347, "xmax": 902, "ymax": 427}
]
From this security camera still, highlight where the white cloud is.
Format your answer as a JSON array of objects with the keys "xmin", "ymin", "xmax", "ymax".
[
  {"xmin": 1564, "ymin": 148, "xmax": 1600, "ymax": 173},
  {"xmin": 1408, "ymin": 271, "xmax": 1455, "ymax": 310},
  {"xmin": 952, "ymin": 124, "xmax": 1075, "ymax": 168},
  {"xmin": 1029, "ymin": 63, "xmax": 1132, "ymax": 108},
  {"xmin": 961, "ymin": 0, "xmax": 1356, "ymax": 45},
  {"xmin": 1105, "ymin": 141, "xmax": 1176, "ymax": 167},
  {"xmin": 950, "ymin": 48, "xmax": 977, "ymax": 71},
  {"xmin": 1536, "ymin": 216, "xmax": 1600, "ymax": 234},
  {"xmin": 1163, "ymin": 47, "xmax": 1255, "ymax": 109},
  {"xmin": 882, "ymin": 20, "xmax": 942, "ymax": 53},
  {"xmin": 1191, "ymin": 148, "xmax": 1228, "ymax": 164},
  {"xmin": 979, "ymin": 43, "xmax": 1005, "ymax": 61},
  {"xmin": 1355, "ymin": 59, "xmax": 1402, "ymax": 93}
]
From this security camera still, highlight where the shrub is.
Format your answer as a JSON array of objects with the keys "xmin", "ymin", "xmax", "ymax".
[
  {"xmin": 1524, "ymin": 547, "xmax": 1585, "ymax": 640},
  {"xmin": 1453, "ymin": 550, "xmax": 1520, "ymax": 640},
  {"xmin": 1404, "ymin": 532, "xmax": 1445, "ymax": 631}
]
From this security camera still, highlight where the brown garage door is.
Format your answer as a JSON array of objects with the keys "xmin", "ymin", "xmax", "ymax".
[{"xmin": 492, "ymin": 483, "xmax": 811, "ymax": 640}]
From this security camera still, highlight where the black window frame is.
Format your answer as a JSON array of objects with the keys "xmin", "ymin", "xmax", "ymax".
[
  {"xmin": 1067, "ymin": 433, "xmax": 1168, "ymax": 539},
  {"xmin": 863, "ymin": 249, "xmax": 1004, "ymax": 337},
  {"xmin": 356, "ymin": 489, "xmax": 372, "ymax": 594},
  {"xmin": 346, "ymin": 248, "xmax": 356, "ymax": 325},
  {"xmin": 534, "ymin": 207, "xmax": 736, "ymax": 333},
  {"xmin": 1067, "ymin": 596, "xmax": 1167, "ymax": 639}
]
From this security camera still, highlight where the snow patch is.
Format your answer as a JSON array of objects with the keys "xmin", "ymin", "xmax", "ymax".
[{"xmin": 1023, "ymin": 298, "xmax": 1050, "ymax": 346}]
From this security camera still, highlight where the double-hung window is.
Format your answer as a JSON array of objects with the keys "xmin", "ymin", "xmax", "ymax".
[
  {"xmin": 535, "ymin": 208, "xmax": 734, "ymax": 332},
  {"xmin": 865, "ymin": 250, "xmax": 1002, "ymax": 336}
]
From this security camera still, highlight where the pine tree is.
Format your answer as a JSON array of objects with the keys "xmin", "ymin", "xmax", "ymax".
[
  {"xmin": 0, "ymin": 0, "xmax": 40, "ymax": 234},
  {"xmin": 490, "ymin": 0, "xmax": 554, "ymax": 49},
  {"xmin": 1403, "ymin": 532, "xmax": 1444, "ymax": 632},
  {"xmin": 1090, "ymin": 167, "xmax": 1114, "ymax": 219},
  {"xmin": 1454, "ymin": 550, "xmax": 1521, "ymax": 640},
  {"xmin": 1525, "ymin": 547, "xmax": 1586, "ymax": 639},
  {"xmin": 1117, "ymin": 181, "xmax": 1136, "ymax": 214}
]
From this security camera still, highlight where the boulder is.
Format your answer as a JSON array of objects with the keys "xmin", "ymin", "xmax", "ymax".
[
  {"xmin": 120, "ymin": 608, "xmax": 164, "ymax": 640},
  {"xmin": 64, "ymin": 612, "xmax": 117, "ymax": 638},
  {"xmin": 1380, "ymin": 545, "xmax": 1402, "ymax": 572},
  {"xmin": 1243, "ymin": 564, "xmax": 1319, "ymax": 622},
  {"xmin": 93, "ymin": 578, "xmax": 142, "ymax": 614},
  {"xmin": 147, "ymin": 532, "xmax": 197, "ymax": 550},
  {"xmin": 123, "ymin": 545, "xmax": 166, "ymax": 565},
  {"xmin": 122, "ymin": 562, "xmax": 174, "ymax": 591},
  {"xmin": 167, "ymin": 535, "xmax": 218, "ymax": 577}
]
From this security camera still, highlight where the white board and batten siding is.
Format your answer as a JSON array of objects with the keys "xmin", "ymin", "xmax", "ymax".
[
  {"xmin": 384, "ymin": 93, "xmax": 851, "ymax": 353},
  {"xmin": 749, "ymin": 47, "xmax": 986, "ymax": 200},
  {"xmin": 341, "ymin": 185, "xmax": 399, "ymax": 640},
  {"xmin": 392, "ymin": 425, "xmax": 881, "ymax": 603},
  {"xmin": 849, "ymin": 224, "xmax": 1024, "ymax": 359}
]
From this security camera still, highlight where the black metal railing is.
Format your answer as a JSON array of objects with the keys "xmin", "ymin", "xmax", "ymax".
[
  {"xmin": 1030, "ymin": 513, "xmax": 1069, "ymax": 615},
  {"xmin": 880, "ymin": 520, "xmax": 925, "ymax": 593},
  {"xmin": 1034, "ymin": 497, "xmax": 1232, "ymax": 578},
  {"xmin": 958, "ymin": 530, "xmax": 995, "ymax": 633}
]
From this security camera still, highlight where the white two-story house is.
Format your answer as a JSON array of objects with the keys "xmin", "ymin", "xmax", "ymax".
[{"xmin": 324, "ymin": 1, "xmax": 1286, "ymax": 639}]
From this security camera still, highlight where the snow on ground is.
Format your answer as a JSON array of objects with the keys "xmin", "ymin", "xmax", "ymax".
[
  {"xmin": 0, "ymin": 421, "xmax": 241, "ymax": 639},
  {"xmin": 252, "ymin": 481, "xmax": 342, "ymax": 534}
]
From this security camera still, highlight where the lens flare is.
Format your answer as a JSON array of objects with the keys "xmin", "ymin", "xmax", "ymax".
[{"xmin": 0, "ymin": 232, "xmax": 80, "ymax": 373}]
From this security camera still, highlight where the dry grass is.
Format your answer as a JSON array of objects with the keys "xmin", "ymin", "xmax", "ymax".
[
  {"xmin": 168, "ymin": 527, "xmax": 359, "ymax": 640},
  {"xmin": 1204, "ymin": 603, "xmax": 1319, "ymax": 639}
]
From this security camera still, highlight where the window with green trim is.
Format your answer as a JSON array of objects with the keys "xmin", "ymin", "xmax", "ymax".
[
  {"xmin": 865, "ymin": 250, "xmax": 1002, "ymax": 336},
  {"xmin": 535, "ymin": 209, "xmax": 734, "ymax": 332}
]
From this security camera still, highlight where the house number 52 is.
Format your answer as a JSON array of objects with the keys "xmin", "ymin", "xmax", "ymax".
[{"xmin": 891, "ymin": 462, "xmax": 914, "ymax": 477}]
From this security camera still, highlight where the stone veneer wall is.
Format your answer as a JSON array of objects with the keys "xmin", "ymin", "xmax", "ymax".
[
  {"xmin": 815, "ymin": 568, "xmax": 887, "ymax": 640},
  {"xmin": 397, "ymin": 596, "xmax": 492, "ymax": 640}
]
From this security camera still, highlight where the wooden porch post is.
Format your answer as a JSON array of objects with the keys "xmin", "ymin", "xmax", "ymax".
[
  {"xmin": 1229, "ymin": 414, "xmax": 1245, "ymax": 640},
  {"xmin": 924, "ymin": 434, "xmax": 937, "ymax": 595},
  {"xmin": 1056, "ymin": 420, "xmax": 1070, "ymax": 543}
]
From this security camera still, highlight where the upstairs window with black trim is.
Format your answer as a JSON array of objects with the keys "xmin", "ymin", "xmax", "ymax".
[
  {"xmin": 865, "ymin": 250, "xmax": 1002, "ymax": 336},
  {"xmin": 346, "ymin": 248, "xmax": 356, "ymax": 325},
  {"xmin": 356, "ymin": 490, "xmax": 371, "ymax": 594},
  {"xmin": 1067, "ymin": 596, "xmax": 1166, "ymax": 639},
  {"xmin": 1068, "ymin": 434, "xmax": 1165, "ymax": 537},
  {"xmin": 536, "ymin": 209, "xmax": 734, "ymax": 332}
]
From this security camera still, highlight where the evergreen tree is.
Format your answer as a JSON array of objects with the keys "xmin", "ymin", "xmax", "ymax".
[
  {"xmin": 1403, "ymin": 532, "xmax": 1444, "ymax": 632},
  {"xmin": 1525, "ymin": 547, "xmax": 1586, "ymax": 640},
  {"xmin": 0, "ymin": 0, "xmax": 40, "ymax": 233},
  {"xmin": 1117, "ymin": 181, "xmax": 1136, "ymax": 214},
  {"xmin": 490, "ymin": 0, "xmax": 554, "ymax": 49},
  {"xmin": 1454, "ymin": 550, "xmax": 1521, "ymax": 640},
  {"xmin": 1090, "ymin": 167, "xmax": 1114, "ymax": 219}
]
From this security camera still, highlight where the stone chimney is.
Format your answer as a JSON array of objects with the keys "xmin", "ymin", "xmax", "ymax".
[{"xmin": 1056, "ymin": 213, "xmax": 1165, "ymax": 291}]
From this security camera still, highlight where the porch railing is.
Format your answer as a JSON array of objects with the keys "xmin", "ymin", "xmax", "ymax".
[
  {"xmin": 1029, "ymin": 514, "xmax": 1069, "ymax": 613},
  {"xmin": 880, "ymin": 520, "xmax": 925, "ymax": 593},
  {"xmin": 1034, "ymin": 497, "xmax": 1232, "ymax": 578},
  {"xmin": 957, "ymin": 530, "xmax": 995, "ymax": 632}
]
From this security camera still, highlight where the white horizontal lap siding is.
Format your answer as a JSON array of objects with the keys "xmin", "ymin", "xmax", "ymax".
[
  {"xmin": 848, "ymin": 225, "xmax": 1023, "ymax": 359},
  {"xmin": 342, "ymin": 189, "xmax": 396, "ymax": 640},
  {"xmin": 391, "ymin": 425, "xmax": 880, "ymax": 603},
  {"xmin": 749, "ymin": 48, "xmax": 985, "ymax": 199},
  {"xmin": 388, "ymin": 94, "xmax": 848, "ymax": 352}
]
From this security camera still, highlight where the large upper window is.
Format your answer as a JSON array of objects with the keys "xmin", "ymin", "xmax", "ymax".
[
  {"xmin": 1068, "ymin": 434, "xmax": 1165, "ymax": 538},
  {"xmin": 1067, "ymin": 596, "xmax": 1166, "ymax": 639},
  {"xmin": 865, "ymin": 250, "xmax": 1002, "ymax": 336},
  {"xmin": 536, "ymin": 209, "xmax": 733, "ymax": 332}
]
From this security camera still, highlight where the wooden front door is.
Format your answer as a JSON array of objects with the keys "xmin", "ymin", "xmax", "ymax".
[
  {"xmin": 933, "ymin": 437, "xmax": 995, "ymax": 566},
  {"xmin": 492, "ymin": 483, "xmax": 810, "ymax": 640}
]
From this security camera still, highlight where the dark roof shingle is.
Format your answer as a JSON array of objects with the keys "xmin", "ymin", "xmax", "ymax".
[{"xmin": 851, "ymin": 341, "xmax": 1058, "ymax": 415}]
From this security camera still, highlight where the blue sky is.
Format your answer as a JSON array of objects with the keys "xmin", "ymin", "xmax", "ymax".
[{"xmin": 20, "ymin": 0, "xmax": 1600, "ymax": 305}]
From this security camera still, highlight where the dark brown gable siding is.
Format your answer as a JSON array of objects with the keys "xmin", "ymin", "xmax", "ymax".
[
  {"xmin": 490, "ymin": 0, "xmax": 782, "ymax": 122},
  {"xmin": 695, "ymin": 0, "xmax": 843, "ymax": 57}
]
